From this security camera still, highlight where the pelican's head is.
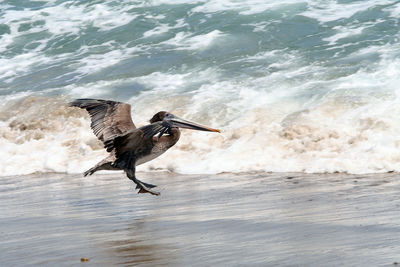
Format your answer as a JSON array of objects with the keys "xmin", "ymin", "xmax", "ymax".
[{"xmin": 150, "ymin": 111, "xmax": 220, "ymax": 133}]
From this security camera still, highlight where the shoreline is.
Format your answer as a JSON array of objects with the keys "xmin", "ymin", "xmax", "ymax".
[
  {"xmin": 2, "ymin": 168, "xmax": 398, "ymax": 178},
  {"xmin": 1, "ymin": 172, "xmax": 400, "ymax": 266}
]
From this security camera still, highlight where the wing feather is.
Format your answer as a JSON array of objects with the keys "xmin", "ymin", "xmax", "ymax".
[
  {"xmin": 70, "ymin": 99, "xmax": 136, "ymax": 146},
  {"xmin": 140, "ymin": 122, "xmax": 166, "ymax": 138}
]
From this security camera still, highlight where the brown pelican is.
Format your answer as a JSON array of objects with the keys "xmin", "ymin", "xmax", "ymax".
[{"xmin": 70, "ymin": 99, "xmax": 220, "ymax": 196}]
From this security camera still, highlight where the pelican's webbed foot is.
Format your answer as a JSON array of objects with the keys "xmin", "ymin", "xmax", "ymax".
[
  {"xmin": 126, "ymin": 171, "xmax": 160, "ymax": 196},
  {"xmin": 135, "ymin": 180, "xmax": 160, "ymax": 196}
]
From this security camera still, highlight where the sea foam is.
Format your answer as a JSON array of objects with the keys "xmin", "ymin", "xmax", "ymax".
[
  {"xmin": 2, "ymin": 0, "xmax": 400, "ymax": 176},
  {"xmin": 2, "ymin": 54, "xmax": 400, "ymax": 176}
]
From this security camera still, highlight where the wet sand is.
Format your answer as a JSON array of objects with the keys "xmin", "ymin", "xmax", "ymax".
[{"xmin": 1, "ymin": 171, "xmax": 400, "ymax": 266}]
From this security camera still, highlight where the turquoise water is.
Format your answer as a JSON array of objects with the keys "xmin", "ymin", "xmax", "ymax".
[{"xmin": 1, "ymin": 0, "xmax": 400, "ymax": 175}]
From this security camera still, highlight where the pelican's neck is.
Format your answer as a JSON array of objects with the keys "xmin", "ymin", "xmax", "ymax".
[
  {"xmin": 152, "ymin": 127, "xmax": 181, "ymax": 148},
  {"xmin": 164, "ymin": 127, "xmax": 180, "ymax": 148}
]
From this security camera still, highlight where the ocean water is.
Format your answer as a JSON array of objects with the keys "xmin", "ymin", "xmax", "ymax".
[{"xmin": 1, "ymin": 0, "xmax": 400, "ymax": 175}]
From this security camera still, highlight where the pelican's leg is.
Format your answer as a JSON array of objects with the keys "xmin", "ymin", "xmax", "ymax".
[
  {"xmin": 83, "ymin": 162, "xmax": 116, "ymax": 176},
  {"xmin": 113, "ymin": 151, "xmax": 160, "ymax": 196},
  {"xmin": 83, "ymin": 154, "xmax": 117, "ymax": 177},
  {"xmin": 126, "ymin": 169, "xmax": 160, "ymax": 196}
]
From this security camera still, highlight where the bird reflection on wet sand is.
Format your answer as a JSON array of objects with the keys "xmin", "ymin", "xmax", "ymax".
[{"xmin": 107, "ymin": 220, "xmax": 177, "ymax": 266}]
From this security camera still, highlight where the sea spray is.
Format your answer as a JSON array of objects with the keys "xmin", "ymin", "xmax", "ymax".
[{"xmin": 1, "ymin": 0, "xmax": 400, "ymax": 175}]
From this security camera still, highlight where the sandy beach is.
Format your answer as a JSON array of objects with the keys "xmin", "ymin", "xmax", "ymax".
[
  {"xmin": 1, "ymin": 171, "xmax": 400, "ymax": 266},
  {"xmin": 3, "ymin": 1, "xmax": 400, "ymax": 266}
]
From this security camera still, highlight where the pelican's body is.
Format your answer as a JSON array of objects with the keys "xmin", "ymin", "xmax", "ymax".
[
  {"xmin": 70, "ymin": 99, "xmax": 219, "ymax": 195},
  {"xmin": 84, "ymin": 127, "xmax": 180, "ymax": 173},
  {"xmin": 136, "ymin": 128, "xmax": 180, "ymax": 165}
]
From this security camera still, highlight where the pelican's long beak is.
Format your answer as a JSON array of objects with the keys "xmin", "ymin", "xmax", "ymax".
[{"xmin": 168, "ymin": 116, "xmax": 221, "ymax": 133}]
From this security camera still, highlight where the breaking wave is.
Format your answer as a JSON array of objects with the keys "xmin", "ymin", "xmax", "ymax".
[{"xmin": 1, "ymin": 0, "xmax": 400, "ymax": 175}]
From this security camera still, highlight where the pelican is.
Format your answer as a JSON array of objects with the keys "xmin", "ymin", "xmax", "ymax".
[{"xmin": 70, "ymin": 99, "xmax": 220, "ymax": 196}]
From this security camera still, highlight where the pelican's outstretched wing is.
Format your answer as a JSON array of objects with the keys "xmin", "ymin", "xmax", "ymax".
[{"xmin": 70, "ymin": 99, "xmax": 136, "ymax": 146}]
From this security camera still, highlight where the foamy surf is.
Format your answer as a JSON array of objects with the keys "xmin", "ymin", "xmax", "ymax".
[
  {"xmin": 2, "ymin": 86, "xmax": 400, "ymax": 176},
  {"xmin": 0, "ymin": 97, "xmax": 105, "ymax": 175},
  {"xmin": 1, "ymin": 0, "xmax": 400, "ymax": 176}
]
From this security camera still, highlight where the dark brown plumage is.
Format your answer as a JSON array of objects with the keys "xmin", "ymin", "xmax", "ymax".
[{"xmin": 70, "ymin": 98, "xmax": 220, "ymax": 196}]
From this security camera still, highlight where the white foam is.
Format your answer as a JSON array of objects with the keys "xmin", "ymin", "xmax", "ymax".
[
  {"xmin": 190, "ymin": 0, "xmax": 301, "ymax": 15},
  {"xmin": 4, "ymin": 41, "xmax": 400, "ymax": 176},
  {"xmin": 2, "ymin": 59, "xmax": 400, "ymax": 176},
  {"xmin": 128, "ymin": 48, "xmax": 400, "ymax": 175},
  {"xmin": 2, "ymin": 0, "xmax": 400, "ymax": 176},
  {"xmin": 0, "ymin": 97, "xmax": 108, "ymax": 176},
  {"xmin": 143, "ymin": 18, "xmax": 187, "ymax": 38},
  {"xmin": 143, "ymin": 24, "xmax": 172, "ymax": 38},
  {"xmin": 0, "ymin": 1, "xmax": 140, "ymax": 82},
  {"xmin": 148, "ymin": 0, "xmax": 203, "ymax": 6},
  {"xmin": 384, "ymin": 2, "xmax": 400, "ymax": 18},
  {"xmin": 0, "ymin": 52, "xmax": 53, "ymax": 82},
  {"xmin": 73, "ymin": 46, "xmax": 141, "ymax": 77},
  {"xmin": 162, "ymin": 30, "xmax": 225, "ymax": 50},
  {"xmin": 248, "ymin": 22, "xmax": 274, "ymax": 33},
  {"xmin": 0, "ymin": 2, "xmax": 138, "ymax": 36},
  {"xmin": 323, "ymin": 20, "xmax": 385, "ymax": 45},
  {"xmin": 323, "ymin": 26, "xmax": 365, "ymax": 45},
  {"xmin": 301, "ymin": 0, "xmax": 395, "ymax": 23}
]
